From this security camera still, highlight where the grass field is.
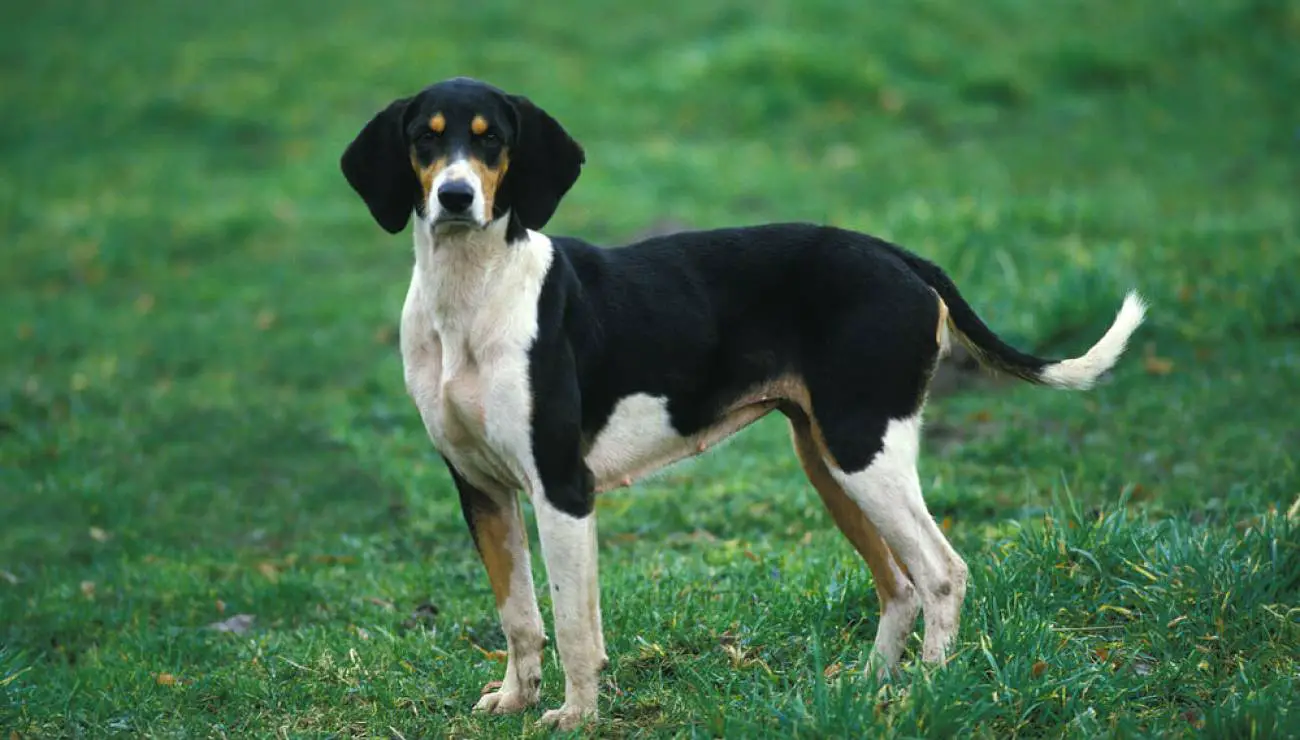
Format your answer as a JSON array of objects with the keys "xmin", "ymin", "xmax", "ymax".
[{"xmin": 2, "ymin": 0, "xmax": 1299, "ymax": 736}]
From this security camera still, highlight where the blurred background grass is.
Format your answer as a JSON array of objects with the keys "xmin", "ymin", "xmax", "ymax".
[{"xmin": 1, "ymin": 0, "xmax": 1297, "ymax": 736}]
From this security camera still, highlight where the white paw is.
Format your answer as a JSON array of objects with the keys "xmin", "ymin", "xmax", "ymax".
[
  {"xmin": 539, "ymin": 704, "xmax": 596, "ymax": 731},
  {"xmin": 473, "ymin": 686, "xmax": 537, "ymax": 715},
  {"xmin": 865, "ymin": 650, "xmax": 901, "ymax": 681}
]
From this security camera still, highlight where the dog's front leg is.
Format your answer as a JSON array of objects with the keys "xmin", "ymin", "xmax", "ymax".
[
  {"xmin": 447, "ymin": 462, "xmax": 546, "ymax": 715},
  {"xmin": 531, "ymin": 475, "xmax": 603, "ymax": 731}
]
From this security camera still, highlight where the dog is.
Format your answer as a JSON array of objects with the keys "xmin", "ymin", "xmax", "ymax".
[{"xmin": 340, "ymin": 77, "xmax": 1146, "ymax": 730}]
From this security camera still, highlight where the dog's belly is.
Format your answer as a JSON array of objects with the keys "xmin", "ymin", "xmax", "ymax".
[{"xmin": 585, "ymin": 393, "xmax": 779, "ymax": 493}]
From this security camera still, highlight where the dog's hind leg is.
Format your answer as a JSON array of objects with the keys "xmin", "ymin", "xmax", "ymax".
[
  {"xmin": 789, "ymin": 415, "xmax": 920, "ymax": 673},
  {"xmin": 823, "ymin": 413, "xmax": 969, "ymax": 665}
]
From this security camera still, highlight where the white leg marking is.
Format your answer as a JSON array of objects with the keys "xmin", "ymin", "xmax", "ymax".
[
  {"xmin": 828, "ymin": 416, "xmax": 968, "ymax": 664},
  {"xmin": 533, "ymin": 495, "xmax": 602, "ymax": 730},
  {"xmin": 587, "ymin": 515, "xmax": 607, "ymax": 669},
  {"xmin": 870, "ymin": 554, "xmax": 921, "ymax": 673},
  {"xmin": 472, "ymin": 495, "xmax": 546, "ymax": 715}
]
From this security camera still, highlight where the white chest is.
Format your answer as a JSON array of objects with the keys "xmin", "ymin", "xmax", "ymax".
[{"xmin": 400, "ymin": 228, "xmax": 553, "ymax": 496}]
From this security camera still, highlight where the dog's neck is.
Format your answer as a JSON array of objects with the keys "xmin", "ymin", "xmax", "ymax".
[{"xmin": 410, "ymin": 214, "xmax": 544, "ymax": 332}]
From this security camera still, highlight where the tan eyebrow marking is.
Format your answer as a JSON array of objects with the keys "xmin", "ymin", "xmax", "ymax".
[
  {"xmin": 471, "ymin": 115, "xmax": 489, "ymax": 135},
  {"xmin": 429, "ymin": 113, "xmax": 446, "ymax": 133}
]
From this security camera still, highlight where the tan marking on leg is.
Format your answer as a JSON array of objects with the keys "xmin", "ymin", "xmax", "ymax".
[
  {"xmin": 466, "ymin": 493, "xmax": 546, "ymax": 716},
  {"xmin": 470, "ymin": 505, "xmax": 515, "ymax": 609},
  {"xmin": 826, "ymin": 416, "xmax": 967, "ymax": 665},
  {"xmin": 468, "ymin": 152, "xmax": 509, "ymax": 217},
  {"xmin": 790, "ymin": 417, "xmax": 916, "ymax": 618}
]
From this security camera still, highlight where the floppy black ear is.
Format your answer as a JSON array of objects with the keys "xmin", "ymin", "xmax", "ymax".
[
  {"xmin": 340, "ymin": 97, "xmax": 419, "ymax": 234},
  {"xmin": 501, "ymin": 95, "xmax": 585, "ymax": 231}
]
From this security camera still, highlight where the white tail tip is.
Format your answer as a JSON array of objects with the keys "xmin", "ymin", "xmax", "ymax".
[{"xmin": 1039, "ymin": 291, "xmax": 1147, "ymax": 390}]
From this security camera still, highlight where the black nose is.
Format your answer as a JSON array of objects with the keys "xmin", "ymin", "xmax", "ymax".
[{"xmin": 437, "ymin": 181, "xmax": 475, "ymax": 213}]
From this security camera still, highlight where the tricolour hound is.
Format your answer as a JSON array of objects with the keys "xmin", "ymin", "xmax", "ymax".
[{"xmin": 340, "ymin": 77, "xmax": 1146, "ymax": 730}]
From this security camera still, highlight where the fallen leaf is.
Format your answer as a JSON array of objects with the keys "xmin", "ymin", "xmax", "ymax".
[
  {"xmin": 743, "ymin": 549, "xmax": 760, "ymax": 562},
  {"xmin": 823, "ymin": 662, "xmax": 844, "ymax": 680},
  {"xmin": 89, "ymin": 526, "xmax": 110, "ymax": 543},
  {"xmin": 155, "ymin": 673, "xmax": 177, "ymax": 686},
  {"xmin": 941, "ymin": 516, "xmax": 953, "ymax": 533},
  {"xmin": 80, "ymin": 581, "xmax": 96, "ymax": 599},
  {"xmin": 473, "ymin": 644, "xmax": 508, "ymax": 663},
  {"xmin": 366, "ymin": 596, "xmax": 395, "ymax": 611},
  {"xmin": 1031, "ymin": 660, "xmax": 1048, "ymax": 678},
  {"xmin": 400, "ymin": 601, "xmax": 440, "ymax": 631},
  {"xmin": 1143, "ymin": 343, "xmax": 1174, "ymax": 375},
  {"xmin": 207, "ymin": 614, "xmax": 256, "ymax": 635},
  {"xmin": 257, "ymin": 562, "xmax": 279, "ymax": 583},
  {"xmin": 972, "ymin": 409, "xmax": 992, "ymax": 423},
  {"xmin": 481, "ymin": 680, "xmax": 504, "ymax": 695}
]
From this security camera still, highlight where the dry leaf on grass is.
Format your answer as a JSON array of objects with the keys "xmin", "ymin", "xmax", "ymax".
[
  {"xmin": 207, "ymin": 614, "xmax": 256, "ymax": 635},
  {"xmin": 257, "ymin": 562, "xmax": 279, "ymax": 583},
  {"xmin": 400, "ymin": 601, "xmax": 440, "ymax": 631},
  {"xmin": 472, "ymin": 643, "xmax": 509, "ymax": 663},
  {"xmin": 1143, "ymin": 342, "xmax": 1174, "ymax": 376}
]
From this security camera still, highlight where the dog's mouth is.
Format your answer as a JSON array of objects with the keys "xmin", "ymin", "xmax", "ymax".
[{"xmin": 431, "ymin": 215, "xmax": 481, "ymax": 232}]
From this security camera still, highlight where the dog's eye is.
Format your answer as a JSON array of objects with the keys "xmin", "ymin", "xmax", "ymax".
[
  {"xmin": 417, "ymin": 129, "xmax": 441, "ymax": 142},
  {"xmin": 480, "ymin": 131, "xmax": 501, "ymax": 146}
]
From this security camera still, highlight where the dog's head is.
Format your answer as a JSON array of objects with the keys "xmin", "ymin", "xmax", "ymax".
[{"xmin": 340, "ymin": 77, "xmax": 585, "ymax": 237}]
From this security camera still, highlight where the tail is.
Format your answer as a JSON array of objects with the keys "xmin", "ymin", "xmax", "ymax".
[{"xmin": 894, "ymin": 248, "xmax": 1147, "ymax": 390}]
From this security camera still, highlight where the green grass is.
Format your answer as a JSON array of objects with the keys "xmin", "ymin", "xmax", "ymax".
[{"xmin": 3, "ymin": 0, "xmax": 1299, "ymax": 736}]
